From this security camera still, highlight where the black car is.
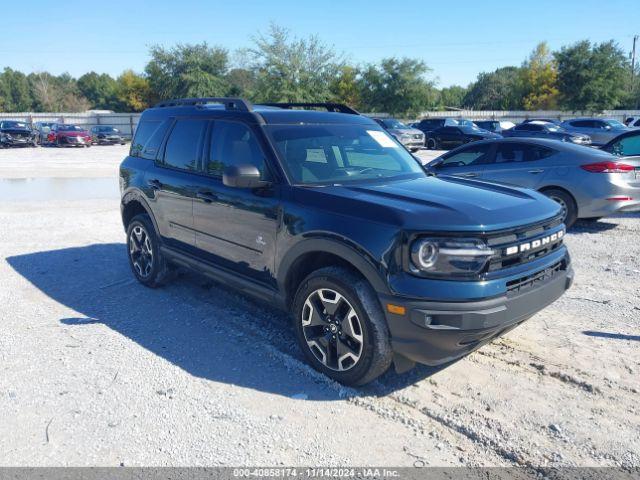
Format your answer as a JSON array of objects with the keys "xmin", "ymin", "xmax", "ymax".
[
  {"xmin": 503, "ymin": 122, "xmax": 591, "ymax": 145},
  {"xmin": 119, "ymin": 97, "xmax": 571, "ymax": 385},
  {"xmin": 0, "ymin": 120, "xmax": 37, "ymax": 148},
  {"xmin": 90, "ymin": 125, "xmax": 127, "ymax": 145},
  {"xmin": 425, "ymin": 124, "xmax": 501, "ymax": 150},
  {"xmin": 601, "ymin": 129, "xmax": 640, "ymax": 156},
  {"xmin": 413, "ymin": 117, "xmax": 459, "ymax": 135}
]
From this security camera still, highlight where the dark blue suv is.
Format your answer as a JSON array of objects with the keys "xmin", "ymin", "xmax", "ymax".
[{"xmin": 119, "ymin": 98, "xmax": 573, "ymax": 385}]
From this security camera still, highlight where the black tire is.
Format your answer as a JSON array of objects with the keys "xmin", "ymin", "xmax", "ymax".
[
  {"xmin": 426, "ymin": 138, "xmax": 437, "ymax": 150},
  {"xmin": 292, "ymin": 266, "xmax": 392, "ymax": 386},
  {"xmin": 126, "ymin": 213, "xmax": 173, "ymax": 288},
  {"xmin": 542, "ymin": 188, "xmax": 577, "ymax": 228},
  {"xmin": 581, "ymin": 217, "xmax": 602, "ymax": 222}
]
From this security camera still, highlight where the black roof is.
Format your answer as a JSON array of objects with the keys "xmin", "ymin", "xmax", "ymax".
[{"xmin": 143, "ymin": 98, "xmax": 375, "ymax": 126}]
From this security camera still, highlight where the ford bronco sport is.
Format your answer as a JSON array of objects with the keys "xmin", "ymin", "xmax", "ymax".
[{"xmin": 119, "ymin": 98, "xmax": 573, "ymax": 386}]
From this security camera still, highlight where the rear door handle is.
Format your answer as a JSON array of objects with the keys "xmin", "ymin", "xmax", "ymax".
[
  {"xmin": 147, "ymin": 179, "xmax": 162, "ymax": 190},
  {"xmin": 196, "ymin": 190, "xmax": 218, "ymax": 203},
  {"xmin": 528, "ymin": 169, "xmax": 544, "ymax": 174}
]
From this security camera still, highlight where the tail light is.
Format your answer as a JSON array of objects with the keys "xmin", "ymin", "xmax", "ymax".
[{"xmin": 580, "ymin": 162, "xmax": 634, "ymax": 173}]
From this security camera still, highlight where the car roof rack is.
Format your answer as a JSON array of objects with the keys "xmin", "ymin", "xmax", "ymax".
[
  {"xmin": 154, "ymin": 97, "xmax": 253, "ymax": 112},
  {"xmin": 260, "ymin": 102, "xmax": 359, "ymax": 115}
]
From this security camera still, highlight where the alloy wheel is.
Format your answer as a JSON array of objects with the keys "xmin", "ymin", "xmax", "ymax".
[
  {"xmin": 301, "ymin": 288, "xmax": 364, "ymax": 372},
  {"xmin": 549, "ymin": 195, "xmax": 568, "ymax": 222},
  {"xmin": 129, "ymin": 225, "xmax": 154, "ymax": 278}
]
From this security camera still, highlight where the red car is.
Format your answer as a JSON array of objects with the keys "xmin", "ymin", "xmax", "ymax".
[{"xmin": 47, "ymin": 124, "xmax": 92, "ymax": 147}]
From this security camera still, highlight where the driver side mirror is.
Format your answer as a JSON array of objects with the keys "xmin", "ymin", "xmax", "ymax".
[{"xmin": 223, "ymin": 164, "xmax": 270, "ymax": 189}]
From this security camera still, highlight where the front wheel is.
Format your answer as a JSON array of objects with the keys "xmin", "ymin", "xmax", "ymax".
[
  {"xmin": 292, "ymin": 266, "xmax": 392, "ymax": 386},
  {"xmin": 426, "ymin": 138, "xmax": 437, "ymax": 150},
  {"xmin": 126, "ymin": 214, "xmax": 172, "ymax": 288},
  {"xmin": 543, "ymin": 189, "xmax": 577, "ymax": 228}
]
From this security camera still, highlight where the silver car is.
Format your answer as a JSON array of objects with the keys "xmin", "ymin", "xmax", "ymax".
[
  {"xmin": 423, "ymin": 138, "xmax": 640, "ymax": 227},
  {"xmin": 372, "ymin": 118, "xmax": 425, "ymax": 152},
  {"xmin": 560, "ymin": 118, "xmax": 630, "ymax": 146}
]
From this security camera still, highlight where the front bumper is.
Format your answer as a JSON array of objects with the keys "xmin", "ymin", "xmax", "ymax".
[
  {"xmin": 0, "ymin": 136, "xmax": 36, "ymax": 146},
  {"xmin": 380, "ymin": 255, "xmax": 573, "ymax": 366}
]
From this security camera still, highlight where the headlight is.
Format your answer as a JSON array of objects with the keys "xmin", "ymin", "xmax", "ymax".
[{"xmin": 410, "ymin": 237, "xmax": 495, "ymax": 277}]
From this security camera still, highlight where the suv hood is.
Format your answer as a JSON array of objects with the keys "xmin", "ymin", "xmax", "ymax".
[
  {"xmin": 297, "ymin": 175, "xmax": 561, "ymax": 232},
  {"xmin": 57, "ymin": 131, "xmax": 89, "ymax": 137},
  {"xmin": 1, "ymin": 128, "xmax": 33, "ymax": 134}
]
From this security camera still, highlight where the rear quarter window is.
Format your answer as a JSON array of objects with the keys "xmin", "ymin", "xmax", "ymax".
[{"xmin": 130, "ymin": 120, "xmax": 171, "ymax": 159}]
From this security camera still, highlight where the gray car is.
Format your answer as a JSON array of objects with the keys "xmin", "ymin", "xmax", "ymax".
[
  {"xmin": 503, "ymin": 121, "xmax": 591, "ymax": 145},
  {"xmin": 560, "ymin": 118, "xmax": 630, "ymax": 146},
  {"xmin": 372, "ymin": 118, "xmax": 425, "ymax": 151},
  {"xmin": 423, "ymin": 138, "xmax": 640, "ymax": 227}
]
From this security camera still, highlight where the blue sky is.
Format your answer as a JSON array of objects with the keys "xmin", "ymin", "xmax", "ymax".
[{"xmin": 2, "ymin": 0, "xmax": 638, "ymax": 87}]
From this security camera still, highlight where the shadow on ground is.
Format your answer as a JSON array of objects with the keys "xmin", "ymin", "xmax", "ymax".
[
  {"xmin": 583, "ymin": 330, "xmax": 640, "ymax": 342},
  {"xmin": 7, "ymin": 243, "xmax": 448, "ymax": 399}
]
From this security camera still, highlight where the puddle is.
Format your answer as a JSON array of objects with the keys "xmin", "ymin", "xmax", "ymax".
[{"xmin": 0, "ymin": 177, "xmax": 119, "ymax": 201}]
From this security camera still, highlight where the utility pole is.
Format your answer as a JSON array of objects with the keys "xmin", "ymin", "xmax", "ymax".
[{"xmin": 632, "ymin": 35, "xmax": 638, "ymax": 109}]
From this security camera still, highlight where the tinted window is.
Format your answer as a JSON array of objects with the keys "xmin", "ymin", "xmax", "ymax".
[
  {"xmin": 516, "ymin": 124, "xmax": 541, "ymax": 131},
  {"xmin": 439, "ymin": 144, "xmax": 491, "ymax": 167},
  {"xmin": 609, "ymin": 134, "xmax": 640, "ymax": 156},
  {"xmin": 162, "ymin": 119, "xmax": 207, "ymax": 171},
  {"xmin": 206, "ymin": 121, "xmax": 265, "ymax": 177},
  {"xmin": 131, "ymin": 120, "xmax": 171, "ymax": 159},
  {"xmin": 494, "ymin": 143, "xmax": 553, "ymax": 163},
  {"xmin": 439, "ymin": 127, "xmax": 460, "ymax": 134},
  {"xmin": 570, "ymin": 120, "xmax": 593, "ymax": 128}
]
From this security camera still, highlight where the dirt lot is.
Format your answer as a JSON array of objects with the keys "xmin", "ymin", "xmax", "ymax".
[{"xmin": 0, "ymin": 145, "xmax": 638, "ymax": 468}]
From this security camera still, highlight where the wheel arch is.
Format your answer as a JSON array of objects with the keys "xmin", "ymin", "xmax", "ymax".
[
  {"xmin": 277, "ymin": 238, "xmax": 389, "ymax": 309},
  {"xmin": 121, "ymin": 190, "xmax": 160, "ymax": 234},
  {"xmin": 538, "ymin": 185, "xmax": 578, "ymax": 208}
]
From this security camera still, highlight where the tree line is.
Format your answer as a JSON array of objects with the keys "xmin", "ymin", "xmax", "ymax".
[{"xmin": 1, "ymin": 25, "xmax": 638, "ymax": 115}]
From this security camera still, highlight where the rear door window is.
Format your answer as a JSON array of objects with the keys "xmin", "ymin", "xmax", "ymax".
[
  {"xmin": 494, "ymin": 143, "xmax": 553, "ymax": 163},
  {"xmin": 162, "ymin": 118, "xmax": 207, "ymax": 171}
]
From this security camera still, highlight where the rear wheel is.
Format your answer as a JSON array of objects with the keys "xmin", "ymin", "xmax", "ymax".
[
  {"xmin": 292, "ymin": 266, "xmax": 392, "ymax": 386},
  {"xmin": 427, "ymin": 138, "xmax": 437, "ymax": 150},
  {"xmin": 126, "ymin": 214, "xmax": 172, "ymax": 288},
  {"xmin": 543, "ymin": 188, "xmax": 577, "ymax": 228},
  {"xmin": 582, "ymin": 217, "xmax": 602, "ymax": 222}
]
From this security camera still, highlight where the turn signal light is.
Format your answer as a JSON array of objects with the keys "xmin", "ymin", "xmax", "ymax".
[
  {"xmin": 387, "ymin": 304, "xmax": 406, "ymax": 315},
  {"xmin": 580, "ymin": 162, "xmax": 634, "ymax": 173}
]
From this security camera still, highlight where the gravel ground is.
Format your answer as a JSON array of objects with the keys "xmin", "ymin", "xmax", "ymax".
[{"xmin": 0, "ymin": 145, "xmax": 638, "ymax": 468}]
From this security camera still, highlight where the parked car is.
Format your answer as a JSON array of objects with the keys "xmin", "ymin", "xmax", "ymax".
[
  {"xmin": 119, "ymin": 97, "xmax": 572, "ymax": 385},
  {"xmin": 601, "ymin": 129, "xmax": 640, "ymax": 157},
  {"xmin": 425, "ymin": 124, "xmax": 501, "ymax": 150},
  {"xmin": 372, "ymin": 117, "xmax": 424, "ymax": 151},
  {"xmin": 413, "ymin": 117, "xmax": 459, "ymax": 136},
  {"xmin": 560, "ymin": 118, "xmax": 630, "ymax": 146},
  {"xmin": 624, "ymin": 116, "xmax": 640, "ymax": 127},
  {"xmin": 33, "ymin": 121, "xmax": 56, "ymax": 145},
  {"xmin": 423, "ymin": 138, "xmax": 640, "ymax": 227},
  {"xmin": 0, "ymin": 120, "xmax": 37, "ymax": 147},
  {"xmin": 90, "ymin": 125, "xmax": 127, "ymax": 145},
  {"xmin": 47, "ymin": 124, "xmax": 92, "ymax": 147},
  {"xmin": 473, "ymin": 120, "xmax": 516, "ymax": 134},
  {"xmin": 502, "ymin": 121, "xmax": 591, "ymax": 145}
]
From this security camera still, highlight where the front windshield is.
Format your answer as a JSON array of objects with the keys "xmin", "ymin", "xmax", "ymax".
[
  {"xmin": 460, "ymin": 125, "xmax": 482, "ymax": 133},
  {"xmin": 382, "ymin": 119, "xmax": 408, "ymax": 129},
  {"xmin": 605, "ymin": 120, "xmax": 625, "ymax": 129},
  {"xmin": 267, "ymin": 124, "xmax": 425, "ymax": 185},
  {"xmin": 457, "ymin": 119, "xmax": 475, "ymax": 127},
  {"xmin": 101, "ymin": 127, "xmax": 119, "ymax": 133},
  {"xmin": 58, "ymin": 125, "xmax": 84, "ymax": 132},
  {"xmin": 1, "ymin": 121, "xmax": 28, "ymax": 129}
]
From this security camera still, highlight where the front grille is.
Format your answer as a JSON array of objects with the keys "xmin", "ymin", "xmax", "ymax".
[
  {"xmin": 506, "ymin": 261, "xmax": 564, "ymax": 294},
  {"xmin": 485, "ymin": 215, "xmax": 564, "ymax": 272}
]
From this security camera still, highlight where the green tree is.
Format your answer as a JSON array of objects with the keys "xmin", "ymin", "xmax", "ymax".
[
  {"xmin": 248, "ymin": 24, "xmax": 342, "ymax": 103},
  {"xmin": 358, "ymin": 57, "xmax": 437, "ymax": 115},
  {"xmin": 554, "ymin": 40, "xmax": 629, "ymax": 111},
  {"xmin": 117, "ymin": 70, "xmax": 153, "ymax": 112},
  {"xmin": 77, "ymin": 72, "xmax": 120, "ymax": 110},
  {"xmin": 521, "ymin": 42, "xmax": 559, "ymax": 110},
  {"xmin": 330, "ymin": 66, "xmax": 361, "ymax": 107},
  {"xmin": 0, "ymin": 68, "xmax": 33, "ymax": 111},
  {"xmin": 464, "ymin": 66, "xmax": 524, "ymax": 110},
  {"xmin": 437, "ymin": 85, "xmax": 468, "ymax": 109},
  {"xmin": 225, "ymin": 68, "xmax": 257, "ymax": 97},
  {"xmin": 145, "ymin": 43, "xmax": 230, "ymax": 100}
]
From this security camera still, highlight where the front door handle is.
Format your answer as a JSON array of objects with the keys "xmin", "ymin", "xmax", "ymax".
[
  {"xmin": 528, "ymin": 169, "xmax": 544, "ymax": 174},
  {"xmin": 147, "ymin": 179, "xmax": 162, "ymax": 190},
  {"xmin": 196, "ymin": 190, "xmax": 218, "ymax": 203}
]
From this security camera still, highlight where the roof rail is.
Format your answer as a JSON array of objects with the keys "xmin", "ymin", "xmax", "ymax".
[
  {"xmin": 260, "ymin": 102, "xmax": 359, "ymax": 115},
  {"xmin": 154, "ymin": 97, "xmax": 253, "ymax": 112}
]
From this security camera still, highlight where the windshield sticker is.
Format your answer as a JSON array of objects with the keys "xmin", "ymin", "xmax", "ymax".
[{"xmin": 367, "ymin": 130, "xmax": 399, "ymax": 148}]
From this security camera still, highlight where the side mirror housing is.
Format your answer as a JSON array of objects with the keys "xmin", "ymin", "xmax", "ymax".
[{"xmin": 223, "ymin": 164, "xmax": 269, "ymax": 189}]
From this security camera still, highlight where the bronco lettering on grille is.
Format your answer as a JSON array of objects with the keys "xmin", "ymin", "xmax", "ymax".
[{"xmin": 504, "ymin": 229, "xmax": 564, "ymax": 256}]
